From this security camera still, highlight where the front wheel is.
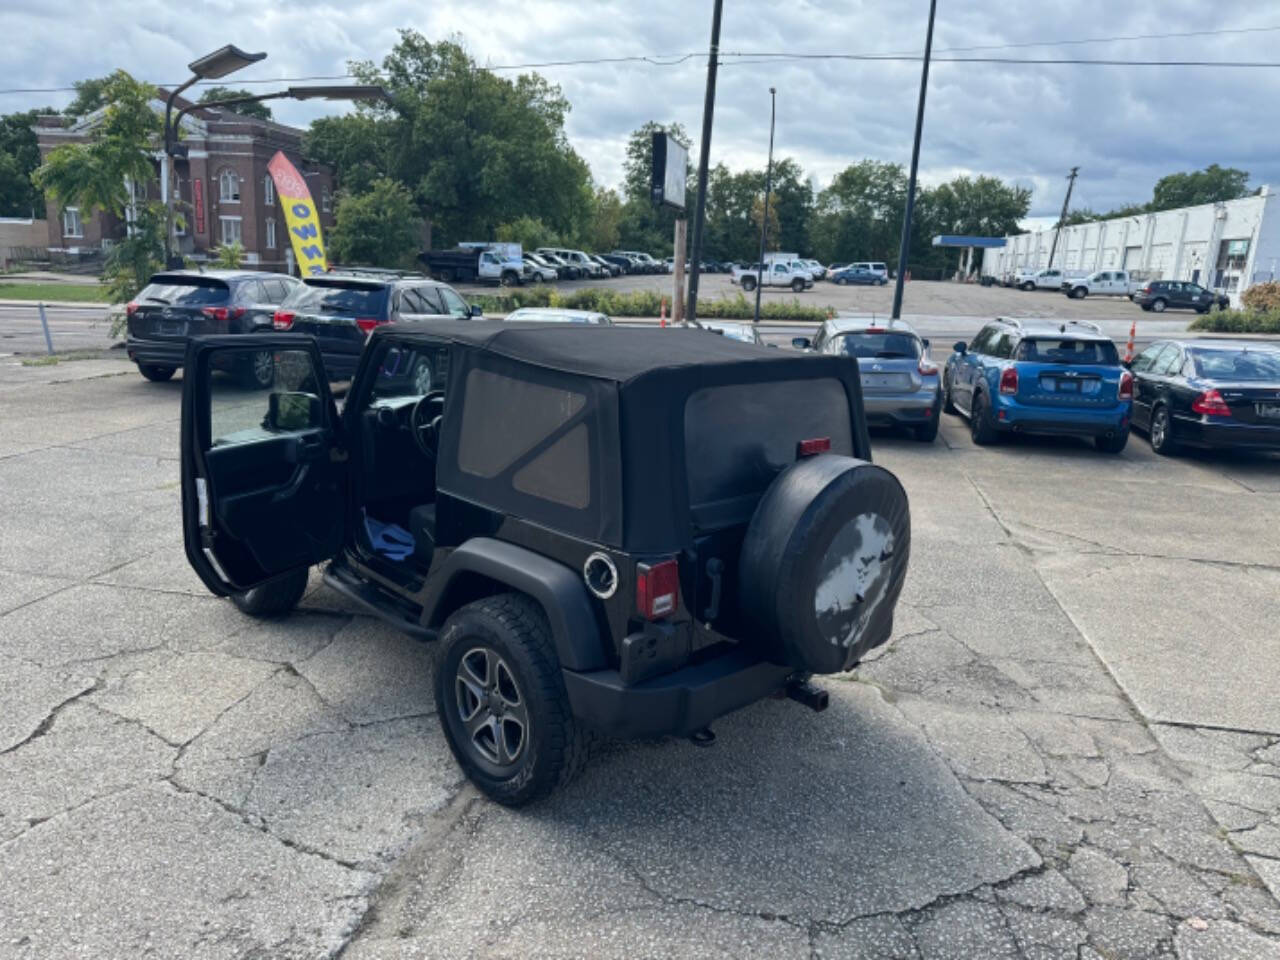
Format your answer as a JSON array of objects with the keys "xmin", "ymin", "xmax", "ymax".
[
  {"xmin": 230, "ymin": 567, "xmax": 309, "ymax": 618},
  {"xmin": 435, "ymin": 593, "xmax": 593, "ymax": 807},
  {"xmin": 1151, "ymin": 298, "xmax": 1167, "ymax": 313},
  {"xmin": 1020, "ymin": 282, "xmax": 1035, "ymax": 291},
  {"xmin": 1071, "ymin": 287, "xmax": 1088, "ymax": 299},
  {"xmin": 137, "ymin": 363, "xmax": 176, "ymax": 382}
]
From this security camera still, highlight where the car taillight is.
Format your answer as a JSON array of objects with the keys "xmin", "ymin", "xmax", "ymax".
[
  {"xmin": 1192, "ymin": 388, "xmax": 1232, "ymax": 417},
  {"xmin": 200, "ymin": 306, "xmax": 245, "ymax": 322},
  {"xmin": 918, "ymin": 358, "xmax": 939, "ymax": 375},
  {"xmin": 999, "ymin": 366, "xmax": 1019, "ymax": 395},
  {"xmin": 125, "ymin": 301, "xmax": 138, "ymax": 317},
  {"xmin": 1118, "ymin": 371, "xmax": 1134, "ymax": 400},
  {"xmin": 355, "ymin": 317, "xmax": 384, "ymax": 335},
  {"xmin": 1140, "ymin": 286, "xmax": 1151, "ymax": 295},
  {"xmin": 797, "ymin": 437, "xmax": 831, "ymax": 458},
  {"xmin": 636, "ymin": 559, "xmax": 679, "ymax": 620},
  {"xmin": 272, "ymin": 311, "xmax": 295, "ymax": 330}
]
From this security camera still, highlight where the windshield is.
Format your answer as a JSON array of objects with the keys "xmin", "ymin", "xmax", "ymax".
[
  {"xmin": 137, "ymin": 278, "xmax": 230, "ymax": 306},
  {"xmin": 1015, "ymin": 338, "xmax": 1119, "ymax": 365},
  {"xmin": 1190, "ymin": 348, "xmax": 1280, "ymax": 381},
  {"xmin": 289, "ymin": 282, "xmax": 389, "ymax": 317},
  {"xmin": 833, "ymin": 332, "xmax": 921, "ymax": 359}
]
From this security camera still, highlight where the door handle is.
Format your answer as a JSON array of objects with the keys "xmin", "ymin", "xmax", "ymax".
[{"xmin": 286, "ymin": 433, "xmax": 325, "ymax": 464}]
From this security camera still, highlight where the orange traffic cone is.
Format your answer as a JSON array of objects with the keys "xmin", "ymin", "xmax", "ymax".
[
  {"xmin": 1124, "ymin": 320, "xmax": 1136, "ymax": 364},
  {"xmin": 660, "ymin": 297, "xmax": 667, "ymax": 327}
]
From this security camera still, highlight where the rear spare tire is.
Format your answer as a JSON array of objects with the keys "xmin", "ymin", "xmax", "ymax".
[{"xmin": 738, "ymin": 456, "xmax": 910, "ymax": 675}]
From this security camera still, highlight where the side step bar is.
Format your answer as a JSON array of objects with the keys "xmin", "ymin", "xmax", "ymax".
[{"xmin": 323, "ymin": 562, "xmax": 436, "ymax": 642}]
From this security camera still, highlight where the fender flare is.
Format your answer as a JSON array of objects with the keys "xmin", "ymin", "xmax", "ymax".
[{"xmin": 422, "ymin": 538, "xmax": 608, "ymax": 671}]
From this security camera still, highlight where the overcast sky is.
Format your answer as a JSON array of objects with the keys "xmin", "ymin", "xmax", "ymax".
[{"xmin": 4, "ymin": 0, "xmax": 1280, "ymax": 225}]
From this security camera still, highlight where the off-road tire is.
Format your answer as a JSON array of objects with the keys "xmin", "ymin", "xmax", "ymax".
[
  {"xmin": 137, "ymin": 363, "xmax": 176, "ymax": 382},
  {"xmin": 970, "ymin": 390, "xmax": 999, "ymax": 445},
  {"xmin": 1149, "ymin": 404, "xmax": 1179, "ymax": 456},
  {"xmin": 1095, "ymin": 431, "xmax": 1129, "ymax": 454},
  {"xmin": 230, "ymin": 567, "xmax": 309, "ymax": 617},
  {"xmin": 435, "ymin": 593, "xmax": 594, "ymax": 807}
]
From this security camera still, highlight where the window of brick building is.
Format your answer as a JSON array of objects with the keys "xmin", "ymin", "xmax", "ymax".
[
  {"xmin": 264, "ymin": 175, "xmax": 275, "ymax": 206},
  {"xmin": 220, "ymin": 216, "xmax": 242, "ymax": 246},
  {"xmin": 219, "ymin": 169, "xmax": 240, "ymax": 203},
  {"xmin": 62, "ymin": 207, "xmax": 83, "ymax": 238},
  {"xmin": 266, "ymin": 218, "xmax": 277, "ymax": 249}
]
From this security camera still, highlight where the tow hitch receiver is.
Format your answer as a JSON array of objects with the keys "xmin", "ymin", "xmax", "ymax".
[{"xmin": 786, "ymin": 679, "xmax": 829, "ymax": 712}]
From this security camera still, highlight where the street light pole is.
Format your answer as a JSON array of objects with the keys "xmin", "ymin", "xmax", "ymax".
[
  {"xmin": 685, "ymin": 0, "xmax": 724, "ymax": 325},
  {"xmin": 753, "ymin": 87, "xmax": 777, "ymax": 326},
  {"xmin": 890, "ymin": 0, "xmax": 938, "ymax": 320}
]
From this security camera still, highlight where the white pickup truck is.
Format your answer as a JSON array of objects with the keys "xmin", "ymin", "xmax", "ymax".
[
  {"xmin": 732, "ymin": 261, "xmax": 814, "ymax": 293},
  {"xmin": 1059, "ymin": 270, "xmax": 1140, "ymax": 299},
  {"xmin": 1014, "ymin": 267, "xmax": 1088, "ymax": 291}
]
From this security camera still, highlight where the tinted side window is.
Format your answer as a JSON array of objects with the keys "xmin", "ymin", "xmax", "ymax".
[
  {"xmin": 457, "ymin": 370, "xmax": 586, "ymax": 479},
  {"xmin": 398, "ymin": 288, "xmax": 426, "ymax": 314},
  {"xmin": 265, "ymin": 279, "xmax": 288, "ymax": 302},
  {"xmin": 971, "ymin": 327, "xmax": 997, "ymax": 354},
  {"xmin": 1152, "ymin": 347, "xmax": 1183, "ymax": 376},
  {"xmin": 992, "ymin": 333, "xmax": 1015, "ymax": 359},
  {"xmin": 1130, "ymin": 343, "xmax": 1164, "ymax": 374},
  {"xmin": 418, "ymin": 286, "xmax": 447, "ymax": 315}
]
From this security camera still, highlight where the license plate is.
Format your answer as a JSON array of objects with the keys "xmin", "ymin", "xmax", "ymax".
[
  {"xmin": 156, "ymin": 320, "xmax": 185, "ymax": 336},
  {"xmin": 861, "ymin": 374, "xmax": 909, "ymax": 390},
  {"xmin": 1257, "ymin": 403, "xmax": 1280, "ymax": 419}
]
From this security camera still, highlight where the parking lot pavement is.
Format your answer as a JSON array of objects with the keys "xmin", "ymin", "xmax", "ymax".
[{"xmin": 2, "ymin": 359, "xmax": 1279, "ymax": 958}]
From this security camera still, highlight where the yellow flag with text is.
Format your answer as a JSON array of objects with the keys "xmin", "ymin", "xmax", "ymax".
[{"xmin": 267, "ymin": 151, "xmax": 329, "ymax": 276}]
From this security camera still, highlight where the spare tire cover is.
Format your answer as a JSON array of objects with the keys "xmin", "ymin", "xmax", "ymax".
[{"xmin": 738, "ymin": 455, "xmax": 910, "ymax": 674}]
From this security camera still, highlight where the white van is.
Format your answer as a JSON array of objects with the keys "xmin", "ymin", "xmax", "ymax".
[{"xmin": 849, "ymin": 261, "xmax": 888, "ymax": 279}]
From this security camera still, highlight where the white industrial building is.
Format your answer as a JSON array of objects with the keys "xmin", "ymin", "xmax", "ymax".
[{"xmin": 982, "ymin": 188, "xmax": 1280, "ymax": 304}]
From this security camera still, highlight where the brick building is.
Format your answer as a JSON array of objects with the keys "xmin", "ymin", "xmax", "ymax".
[{"xmin": 35, "ymin": 92, "xmax": 335, "ymax": 274}]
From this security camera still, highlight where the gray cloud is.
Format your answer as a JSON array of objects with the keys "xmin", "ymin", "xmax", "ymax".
[{"xmin": 4, "ymin": 0, "xmax": 1278, "ymax": 218}]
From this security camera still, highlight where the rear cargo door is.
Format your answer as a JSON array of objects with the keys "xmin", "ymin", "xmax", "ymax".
[
  {"xmin": 1013, "ymin": 337, "xmax": 1122, "ymax": 408},
  {"xmin": 128, "ymin": 275, "xmax": 234, "ymax": 340}
]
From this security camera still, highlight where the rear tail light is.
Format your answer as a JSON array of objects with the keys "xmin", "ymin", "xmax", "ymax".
[
  {"xmin": 355, "ymin": 316, "xmax": 385, "ymax": 335},
  {"xmin": 636, "ymin": 559, "xmax": 679, "ymax": 620},
  {"xmin": 1140, "ymin": 286, "xmax": 1151, "ymax": 295},
  {"xmin": 125, "ymin": 301, "xmax": 138, "ymax": 317},
  {"xmin": 999, "ymin": 366, "xmax": 1019, "ymax": 395},
  {"xmin": 918, "ymin": 358, "xmax": 939, "ymax": 375},
  {"xmin": 200, "ymin": 306, "xmax": 245, "ymax": 322},
  {"xmin": 1192, "ymin": 388, "xmax": 1232, "ymax": 417},
  {"xmin": 272, "ymin": 310, "xmax": 295, "ymax": 330},
  {"xmin": 797, "ymin": 437, "xmax": 831, "ymax": 458},
  {"xmin": 1118, "ymin": 371, "xmax": 1134, "ymax": 401}
]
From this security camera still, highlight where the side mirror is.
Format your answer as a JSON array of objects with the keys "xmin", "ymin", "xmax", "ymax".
[
  {"xmin": 266, "ymin": 391, "xmax": 322, "ymax": 432},
  {"xmin": 470, "ymin": 304, "xmax": 483, "ymax": 317},
  {"xmin": 953, "ymin": 341, "xmax": 967, "ymax": 354},
  {"xmin": 921, "ymin": 338, "xmax": 931, "ymax": 350},
  {"xmin": 792, "ymin": 337, "xmax": 812, "ymax": 350}
]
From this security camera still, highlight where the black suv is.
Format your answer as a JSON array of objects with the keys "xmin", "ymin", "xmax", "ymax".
[
  {"xmin": 272, "ymin": 270, "xmax": 481, "ymax": 379},
  {"xmin": 1132, "ymin": 280, "xmax": 1230, "ymax": 314},
  {"xmin": 126, "ymin": 270, "xmax": 303, "ymax": 385},
  {"xmin": 180, "ymin": 322, "xmax": 910, "ymax": 804}
]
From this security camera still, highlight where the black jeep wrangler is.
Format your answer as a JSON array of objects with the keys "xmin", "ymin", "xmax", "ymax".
[{"xmin": 181, "ymin": 321, "xmax": 911, "ymax": 805}]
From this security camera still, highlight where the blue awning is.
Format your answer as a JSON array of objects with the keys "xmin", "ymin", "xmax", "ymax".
[{"xmin": 932, "ymin": 235, "xmax": 1007, "ymax": 248}]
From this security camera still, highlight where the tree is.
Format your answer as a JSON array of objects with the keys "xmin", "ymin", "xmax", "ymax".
[
  {"xmin": 0, "ymin": 109, "xmax": 53, "ymax": 217},
  {"xmin": 210, "ymin": 242, "xmax": 246, "ymax": 268},
  {"xmin": 924, "ymin": 175, "xmax": 1029, "ymax": 238},
  {"xmin": 582, "ymin": 186, "xmax": 623, "ymax": 252},
  {"xmin": 810, "ymin": 160, "xmax": 908, "ymax": 265},
  {"xmin": 1150, "ymin": 164, "xmax": 1250, "ymax": 212},
  {"xmin": 343, "ymin": 31, "xmax": 595, "ymax": 246},
  {"xmin": 33, "ymin": 70, "xmax": 164, "ymax": 306},
  {"xmin": 64, "ymin": 76, "xmax": 112, "ymax": 118},
  {"xmin": 304, "ymin": 113, "xmax": 387, "ymax": 194},
  {"xmin": 750, "ymin": 193, "xmax": 780, "ymax": 251},
  {"xmin": 329, "ymin": 177, "xmax": 420, "ymax": 267},
  {"xmin": 198, "ymin": 86, "xmax": 273, "ymax": 121},
  {"xmin": 496, "ymin": 215, "xmax": 554, "ymax": 251},
  {"xmin": 616, "ymin": 121, "xmax": 692, "ymax": 255}
]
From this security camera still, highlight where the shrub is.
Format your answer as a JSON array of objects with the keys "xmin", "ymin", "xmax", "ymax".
[
  {"xmin": 1241, "ymin": 281, "xmax": 1280, "ymax": 313},
  {"xmin": 1188, "ymin": 308, "xmax": 1280, "ymax": 334},
  {"xmin": 472, "ymin": 286, "xmax": 832, "ymax": 322}
]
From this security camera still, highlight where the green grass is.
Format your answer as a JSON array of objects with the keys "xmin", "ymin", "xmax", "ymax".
[
  {"xmin": 0, "ymin": 282, "xmax": 111, "ymax": 303},
  {"xmin": 19, "ymin": 355, "xmax": 61, "ymax": 366},
  {"xmin": 471, "ymin": 286, "xmax": 833, "ymax": 322},
  {"xmin": 1188, "ymin": 308, "xmax": 1280, "ymax": 334}
]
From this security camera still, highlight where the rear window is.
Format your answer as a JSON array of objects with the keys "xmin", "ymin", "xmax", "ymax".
[
  {"xmin": 289, "ymin": 281, "xmax": 389, "ymax": 317},
  {"xmin": 1016, "ymin": 338, "xmax": 1119, "ymax": 365},
  {"xmin": 684, "ymin": 379, "xmax": 853, "ymax": 511},
  {"xmin": 831, "ymin": 332, "xmax": 921, "ymax": 360},
  {"xmin": 137, "ymin": 277, "xmax": 230, "ymax": 306},
  {"xmin": 1190, "ymin": 348, "xmax": 1280, "ymax": 381}
]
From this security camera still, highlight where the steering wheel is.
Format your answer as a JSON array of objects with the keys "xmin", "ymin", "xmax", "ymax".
[{"xmin": 410, "ymin": 390, "xmax": 446, "ymax": 459}]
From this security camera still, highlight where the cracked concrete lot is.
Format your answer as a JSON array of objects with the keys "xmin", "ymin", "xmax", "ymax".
[{"xmin": 2, "ymin": 354, "xmax": 1279, "ymax": 959}]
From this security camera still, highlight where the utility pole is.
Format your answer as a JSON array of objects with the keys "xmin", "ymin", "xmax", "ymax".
[
  {"xmin": 890, "ymin": 0, "xmax": 938, "ymax": 320},
  {"xmin": 1046, "ymin": 166, "xmax": 1080, "ymax": 270},
  {"xmin": 753, "ymin": 87, "xmax": 777, "ymax": 326},
  {"xmin": 673, "ymin": 219, "xmax": 687, "ymax": 323},
  {"xmin": 685, "ymin": 0, "xmax": 724, "ymax": 325}
]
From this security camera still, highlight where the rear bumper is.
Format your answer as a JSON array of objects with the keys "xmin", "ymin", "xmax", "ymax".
[
  {"xmin": 993, "ymin": 397, "xmax": 1131, "ymax": 437},
  {"xmin": 126, "ymin": 337, "xmax": 187, "ymax": 368},
  {"xmin": 863, "ymin": 389, "xmax": 941, "ymax": 427},
  {"xmin": 562, "ymin": 647, "xmax": 794, "ymax": 738},
  {"xmin": 1173, "ymin": 415, "xmax": 1280, "ymax": 450}
]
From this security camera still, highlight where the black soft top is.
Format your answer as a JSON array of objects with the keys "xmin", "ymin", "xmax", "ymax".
[
  {"xmin": 377, "ymin": 319, "xmax": 806, "ymax": 383},
  {"xmin": 379, "ymin": 320, "xmax": 871, "ymax": 550}
]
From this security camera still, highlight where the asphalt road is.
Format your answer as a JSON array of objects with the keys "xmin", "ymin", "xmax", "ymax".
[
  {"xmin": 0, "ymin": 303, "xmax": 115, "ymax": 357},
  {"xmin": 1, "ymin": 355, "xmax": 1278, "ymax": 958}
]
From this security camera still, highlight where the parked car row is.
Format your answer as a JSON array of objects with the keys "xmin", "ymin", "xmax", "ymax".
[{"xmin": 999, "ymin": 267, "xmax": 1233, "ymax": 315}]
